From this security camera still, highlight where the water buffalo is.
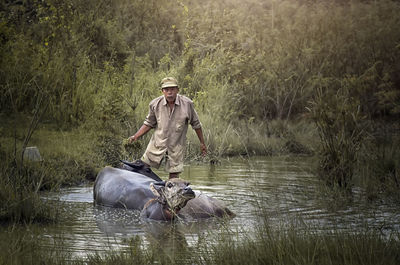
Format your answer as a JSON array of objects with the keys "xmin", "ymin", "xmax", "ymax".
[{"xmin": 93, "ymin": 161, "xmax": 234, "ymax": 221}]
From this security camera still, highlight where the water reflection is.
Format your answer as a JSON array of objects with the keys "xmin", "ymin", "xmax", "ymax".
[
  {"xmin": 41, "ymin": 156, "xmax": 400, "ymax": 258},
  {"xmin": 93, "ymin": 204, "xmax": 231, "ymax": 251},
  {"xmin": 94, "ymin": 206, "xmax": 143, "ymax": 236}
]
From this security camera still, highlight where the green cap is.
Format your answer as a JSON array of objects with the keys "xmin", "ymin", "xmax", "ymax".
[{"xmin": 161, "ymin": 77, "xmax": 178, "ymax": 89}]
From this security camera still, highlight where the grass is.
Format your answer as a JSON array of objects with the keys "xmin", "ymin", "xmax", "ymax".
[
  {"xmin": 0, "ymin": 113, "xmax": 103, "ymax": 182},
  {"xmin": 0, "ymin": 112, "xmax": 399, "ymax": 264},
  {"xmin": 0, "ymin": 159, "xmax": 63, "ymax": 224},
  {"xmin": 1, "ymin": 112, "xmax": 317, "ymax": 185},
  {"xmin": 1, "ymin": 0, "xmax": 400, "ymax": 262},
  {"xmin": 186, "ymin": 116, "xmax": 317, "ymax": 163},
  {"xmin": 1, "ymin": 214, "xmax": 399, "ymax": 265},
  {"xmin": 0, "ymin": 114, "xmax": 99, "ymax": 224},
  {"xmin": 0, "ymin": 118, "xmax": 399, "ymax": 264},
  {"xmin": 199, "ymin": 224, "xmax": 400, "ymax": 265}
]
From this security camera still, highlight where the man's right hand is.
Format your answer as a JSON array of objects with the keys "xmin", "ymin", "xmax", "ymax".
[
  {"xmin": 128, "ymin": 124, "xmax": 152, "ymax": 144},
  {"xmin": 128, "ymin": 135, "xmax": 136, "ymax": 144}
]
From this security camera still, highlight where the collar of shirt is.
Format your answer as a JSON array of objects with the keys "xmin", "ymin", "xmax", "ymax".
[{"xmin": 162, "ymin": 94, "xmax": 181, "ymax": 106}]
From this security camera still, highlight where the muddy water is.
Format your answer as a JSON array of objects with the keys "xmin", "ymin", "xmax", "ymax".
[{"xmin": 42, "ymin": 156, "xmax": 400, "ymax": 258}]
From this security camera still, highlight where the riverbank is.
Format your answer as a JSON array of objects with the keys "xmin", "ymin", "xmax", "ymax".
[
  {"xmin": 0, "ymin": 112, "xmax": 316, "ymax": 225},
  {"xmin": 0, "ymin": 113, "xmax": 317, "ymax": 184}
]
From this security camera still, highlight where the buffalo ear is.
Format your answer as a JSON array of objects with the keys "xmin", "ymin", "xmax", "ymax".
[{"xmin": 150, "ymin": 182, "xmax": 164, "ymax": 197}]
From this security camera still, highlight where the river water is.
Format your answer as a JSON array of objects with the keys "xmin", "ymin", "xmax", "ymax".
[{"xmin": 41, "ymin": 156, "xmax": 400, "ymax": 259}]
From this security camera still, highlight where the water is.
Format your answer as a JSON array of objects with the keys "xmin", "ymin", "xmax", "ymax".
[{"xmin": 41, "ymin": 156, "xmax": 400, "ymax": 258}]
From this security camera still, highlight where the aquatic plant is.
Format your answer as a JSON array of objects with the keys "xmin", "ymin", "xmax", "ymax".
[
  {"xmin": 0, "ymin": 160, "xmax": 61, "ymax": 224},
  {"xmin": 21, "ymin": 217, "xmax": 398, "ymax": 265},
  {"xmin": 199, "ymin": 221, "xmax": 400, "ymax": 265},
  {"xmin": 309, "ymin": 77, "xmax": 369, "ymax": 189}
]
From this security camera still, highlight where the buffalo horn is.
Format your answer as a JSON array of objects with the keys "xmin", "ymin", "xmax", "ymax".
[{"xmin": 153, "ymin": 181, "xmax": 166, "ymax": 186}]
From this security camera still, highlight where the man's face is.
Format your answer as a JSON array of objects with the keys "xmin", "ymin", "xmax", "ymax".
[{"xmin": 162, "ymin": 86, "xmax": 178, "ymax": 103}]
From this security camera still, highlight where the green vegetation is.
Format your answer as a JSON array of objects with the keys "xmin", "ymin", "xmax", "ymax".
[
  {"xmin": 1, "ymin": 217, "xmax": 399, "ymax": 265},
  {"xmin": 0, "ymin": 159, "xmax": 62, "ymax": 224},
  {"xmin": 85, "ymin": 227, "xmax": 400, "ymax": 265},
  {"xmin": 0, "ymin": 0, "xmax": 399, "ymax": 261},
  {"xmin": 309, "ymin": 80, "xmax": 369, "ymax": 189},
  {"xmin": 2, "ymin": 0, "xmax": 399, "ymax": 189}
]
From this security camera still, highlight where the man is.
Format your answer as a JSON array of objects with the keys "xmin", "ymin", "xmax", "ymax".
[{"xmin": 128, "ymin": 77, "xmax": 207, "ymax": 179}]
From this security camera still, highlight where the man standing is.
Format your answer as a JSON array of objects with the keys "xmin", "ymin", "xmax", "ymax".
[{"xmin": 128, "ymin": 77, "xmax": 207, "ymax": 179}]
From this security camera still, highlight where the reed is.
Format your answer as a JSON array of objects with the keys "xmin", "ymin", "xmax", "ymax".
[
  {"xmin": 0, "ymin": 160, "xmax": 61, "ymax": 224},
  {"xmin": 355, "ymin": 131, "xmax": 400, "ymax": 200},
  {"xmin": 21, "ymin": 216, "xmax": 397, "ymax": 265},
  {"xmin": 200, "ymin": 224, "xmax": 400, "ymax": 265},
  {"xmin": 309, "ymin": 77, "xmax": 369, "ymax": 189}
]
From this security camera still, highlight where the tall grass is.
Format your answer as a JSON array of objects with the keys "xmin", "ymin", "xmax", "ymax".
[
  {"xmin": 356, "ymin": 130, "xmax": 400, "ymax": 200},
  {"xmin": 4, "ymin": 216, "xmax": 395, "ymax": 265},
  {"xmin": 309, "ymin": 71, "xmax": 400, "ymax": 191},
  {"xmin": 0, "ymin": 160, "xmax": 61, "ymax": 224},
  {"xmin": 0, "ymin": 114, "xmax": 97, "ymax": 224},
  {"xmin": 309, "ymin": 77, "xmax": 369, "ymax": 188},
  {"xmin": 200, "ymin": 224, "xmax": 400, "ymax": 265}
]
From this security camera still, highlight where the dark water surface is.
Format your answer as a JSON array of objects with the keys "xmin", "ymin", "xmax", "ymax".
[{"xmin": 42, "ymin": 156, "xmax": 400, "ymax": 258}]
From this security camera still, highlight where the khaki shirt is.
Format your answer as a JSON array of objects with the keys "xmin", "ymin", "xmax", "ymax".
[{"xmin": 143, "ymin": 94, "xmax": 202, "ymax": 171}]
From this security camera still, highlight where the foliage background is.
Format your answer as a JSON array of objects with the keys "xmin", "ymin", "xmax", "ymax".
[{"xmin": 1, "ymin": 0, "xmax": 399, "ymax": 189}]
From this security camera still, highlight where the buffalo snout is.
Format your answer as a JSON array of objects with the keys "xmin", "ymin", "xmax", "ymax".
[{"xmin": 183, "ymin": 186, "xmax": 195, "ymax": 197}]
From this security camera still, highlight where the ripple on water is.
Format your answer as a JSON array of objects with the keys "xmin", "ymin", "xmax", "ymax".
[{"xmin": 40, "ymin": 157, "xmax": 400, "ymax": 258}]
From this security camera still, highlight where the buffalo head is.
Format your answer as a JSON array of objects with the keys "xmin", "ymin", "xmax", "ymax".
[{"xmin": 150, "ymin": 179, "xmax": 195, "ymax": 214}]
